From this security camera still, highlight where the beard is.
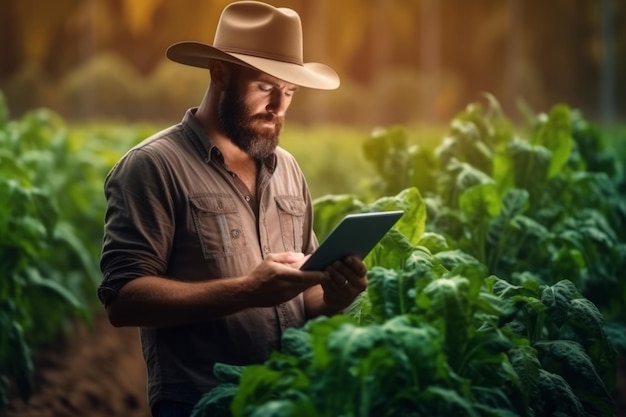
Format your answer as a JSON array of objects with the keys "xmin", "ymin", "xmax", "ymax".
[{"xmin": 217, "ymin": 79, "xmax": 284, "ymax": 159}]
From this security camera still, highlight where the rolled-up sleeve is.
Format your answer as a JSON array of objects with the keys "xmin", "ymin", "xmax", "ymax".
[{"xmin": 98, "ymin": 148, "xmax": 174, "ymax": 306}]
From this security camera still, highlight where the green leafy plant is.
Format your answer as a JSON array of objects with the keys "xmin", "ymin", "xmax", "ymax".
[
  {"xmin": 0, "ymin": 92, "xmax": 126, "ymax": 409},
  {"xmin": 191, "ymin": 96, "xmax": 622, "ymax": 416}
]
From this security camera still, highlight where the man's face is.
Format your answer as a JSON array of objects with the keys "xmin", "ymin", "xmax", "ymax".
[{"xmin": 218, "ymin": 66, "xmax": 298, "ymax": 159}]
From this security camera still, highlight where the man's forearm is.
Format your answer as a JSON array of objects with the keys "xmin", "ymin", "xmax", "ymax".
[{"xmin": 106, "ymin": 275, "xmax": 252, "ymax": 328}]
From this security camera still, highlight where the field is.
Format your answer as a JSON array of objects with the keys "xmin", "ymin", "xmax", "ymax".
[
  {"xmin": 1, "ymin": 92, "xmax": 626, "ymax": 416},
  {"xmin": 281, "ymin": 123, "xmax": 445, "ymax": 199}
]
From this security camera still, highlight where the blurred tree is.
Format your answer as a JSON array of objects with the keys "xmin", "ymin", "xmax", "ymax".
[
  {"xmin": 0, "ymin": 0, "xmax": 624, "ymax": 122},
  {"xmin": 600, "ymin": 0, "xmax": 617, "ymax": 121},
  {"xmin": 5, "ymin": 0, "xmax": 82, "ymax": 76},
  {"xmin": 419, "ymin": 0, "xmax": 441, "ymax": 121},
  {"xmin": 0, "ymin": 0, "xmax": 20, "ymax": 76},
  {"xmin": 121, "ymin": 0, "xmax": 164, "ymax": 37}
]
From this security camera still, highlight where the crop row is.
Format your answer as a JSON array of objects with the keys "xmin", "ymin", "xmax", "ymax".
[
  {"xmin": 0, "ymin": 91, "xmax": 149, "ymax": 409},
  {"xmin": 192, "ymin": 96, "xmax": 626, "ymax": 416},
  {"xmin": 0, "ymin": 91, "xmax": 624, "ymax": 416}
]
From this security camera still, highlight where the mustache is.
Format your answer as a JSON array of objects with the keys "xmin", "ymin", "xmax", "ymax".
[{"xmin": 252, "ymin": 113, "xmax": 283, "ymax": 125}]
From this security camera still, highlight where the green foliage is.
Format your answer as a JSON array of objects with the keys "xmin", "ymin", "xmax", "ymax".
[
  {"xmin": 0, "ymin": 91, "xmax": 146, "ymax": 409},
  {"xmin": 192, "ymin": 190, "xmax": 618, "ymax": 417},
  {"xmin": 192, "ymin": 96, "xmax": 623, "ymax": 416},
  {"xmin": 1, "ymin": 88, "xmax": 623, "ymax": 416}
]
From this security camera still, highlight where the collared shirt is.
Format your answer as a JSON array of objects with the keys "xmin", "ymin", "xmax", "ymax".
[{"xmin": 98, "ymin": 108, "xmax": 318, "ymax": 411}]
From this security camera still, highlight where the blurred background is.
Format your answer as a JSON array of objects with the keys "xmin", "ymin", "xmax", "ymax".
[
  {"xmin": 1, "ymin": 0, "xmax": 624, "ymax": 126},
  {"xmin": 2, "ymin": 1, "xmax": 626, "ymax": 416}
]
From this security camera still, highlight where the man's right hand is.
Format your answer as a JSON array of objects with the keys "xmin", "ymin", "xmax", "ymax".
[{"xmin": 245, "ymin": 252, "xmax": 327, "ymax": 307}]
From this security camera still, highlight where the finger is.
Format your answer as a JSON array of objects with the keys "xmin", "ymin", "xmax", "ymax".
[
  {"xmin": 297, "ymin": 270, "xmax": 328, "ymax": 287},
  {"xmin": 324, "ymin": 273, "xmax": 349, "ymax": 292},
  {"xmin": 327, "ymin": 262, "xmax": 354, "ymax": 290},
  {"xmin": 330, "ymin": 259, "xmax": 368, "ymax": 292},
  {"xmin": 289, "ymin": 253, "xmax": 312, "ymax": 269},
  {"xmin": 330, "ymin": 258, "xmax": 362, "ymax": 283},
  {"xmin": 345, "ymin": 256, "xmax": 367, "ymax": 277},
  {"xmin": 268, "ymin": 251, "xmax": 305, "ymax": 264}
]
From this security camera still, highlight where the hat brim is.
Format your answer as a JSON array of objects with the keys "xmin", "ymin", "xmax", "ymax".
[{"xmin": 166, "ymin": 42, "xmax": 340, "ymax": 90}]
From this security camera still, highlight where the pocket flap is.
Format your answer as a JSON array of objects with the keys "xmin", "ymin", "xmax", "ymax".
[
  {"xmin": 190, "ymin": 194, "xmax": 237, "ymax": 214},
  {"xmin": 275, "ymin": 196, "xmax": 306, "ymax": 216}
]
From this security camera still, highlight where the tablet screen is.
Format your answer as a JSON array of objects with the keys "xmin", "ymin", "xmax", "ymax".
[{"xmin": 300, "ymin": 210, "xmax": 404, "ymax": 271}]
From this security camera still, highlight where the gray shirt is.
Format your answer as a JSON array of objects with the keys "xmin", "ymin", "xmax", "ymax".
[{"xmin": 98, "ymin": 108, "xmax": 317, "ymax": 411}]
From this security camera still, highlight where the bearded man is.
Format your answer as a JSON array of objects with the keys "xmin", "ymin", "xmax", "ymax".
[{"xmin": 97, "ymin": 2, "xmax": 367, "ymax": 416}]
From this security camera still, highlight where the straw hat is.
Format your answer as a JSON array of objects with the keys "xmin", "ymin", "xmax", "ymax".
[{"xmin": 166, "ymin": 1, "xmax": 340, "ymax": 90}]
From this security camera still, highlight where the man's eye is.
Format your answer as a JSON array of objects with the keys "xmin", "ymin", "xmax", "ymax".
[{"xmin": 259, "ymin": 84, "xmax": 272, "ymax": 92}]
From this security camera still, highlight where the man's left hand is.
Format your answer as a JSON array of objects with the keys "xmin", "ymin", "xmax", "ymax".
[{"xmin": 321, "ymin": 256, "xmax": 368, "ymax": 310}]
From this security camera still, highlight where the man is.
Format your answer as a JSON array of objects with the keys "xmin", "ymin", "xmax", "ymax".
[{"xmin": 97, "ymin": 2, "xmax": 367, "ymax": 416}]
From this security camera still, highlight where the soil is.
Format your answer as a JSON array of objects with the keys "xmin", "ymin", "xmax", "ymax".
[
  {"xmin": 4, "ymin": 313, "xmax": 626, "ymax": 417},
  {"xmin": 4, "ymin": 314, "xmax": 150, "ymax": 417}
]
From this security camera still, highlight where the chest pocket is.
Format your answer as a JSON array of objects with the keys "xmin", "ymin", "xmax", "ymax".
[
  {"xmin": 190, "ymin": 194, "xmax": 247, "ymax": 259},
  {"xmin": 275, "ymin": 196, "xmax": 306, "ymax": 253}
]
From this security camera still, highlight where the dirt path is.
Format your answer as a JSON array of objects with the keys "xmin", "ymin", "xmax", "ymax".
[
  {"xmin": 5, "ymin": 313, "xmax": 626, "ymax": 417},
  {"xmin": 5, "ymin": 314, "xmax": 150, "ymax": 417}
]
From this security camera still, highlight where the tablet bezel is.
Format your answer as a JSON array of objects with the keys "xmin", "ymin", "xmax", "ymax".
[{"xmin": 300, "ymin": 210, "xmax": 404, "ymax": 271}]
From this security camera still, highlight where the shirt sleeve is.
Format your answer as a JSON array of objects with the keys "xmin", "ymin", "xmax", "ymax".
[{"xmin": 98, "ymin": 147, "xmax": 175, "ymax": 306}]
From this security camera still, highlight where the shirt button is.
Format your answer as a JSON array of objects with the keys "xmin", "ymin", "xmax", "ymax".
[
  {"xmin": 244, "ymin": 195, "xmax": 251, "ymax": 202},
  {"xmin": 231, "ymin": 229, "xmax": 241, "ymax": 238},
  {"xmin": 263, "ymin": 246, "xmax": 270, "ymax": 254}
]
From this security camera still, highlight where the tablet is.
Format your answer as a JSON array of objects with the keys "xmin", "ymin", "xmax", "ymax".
[{"xmin": 300, "ymin": 210, "xmax": 404, "ymax": 271}]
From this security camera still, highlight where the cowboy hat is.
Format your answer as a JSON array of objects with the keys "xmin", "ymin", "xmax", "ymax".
[{"xmin": 166, "ymin": 1, "xmax": 340, "ymax": 90}]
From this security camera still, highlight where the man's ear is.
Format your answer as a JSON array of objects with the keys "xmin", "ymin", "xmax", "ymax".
[{"xmin": 208, "ymin": 60, "xmax": 229, "ymax": 91}]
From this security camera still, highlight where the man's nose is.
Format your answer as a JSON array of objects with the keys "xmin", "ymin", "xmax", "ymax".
[{"xmin": 266, "ymin": 91, "xmax": 290, "ymax": 116}]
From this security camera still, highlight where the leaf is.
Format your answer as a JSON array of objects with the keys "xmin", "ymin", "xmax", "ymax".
[
  {"xmin": 486, "ymin": 188, "xmax": 533, "ymax": 272},
  {"xmin": 230, "ymin": 365, "xmax": 310, "ymax": 417},
  {"xmin": 306, "ymin": 315, "xmax": 355, "ymax": 370},
  {"xmin": 366, "ymin": 267, "xmax": 404, "ymax": 320},
  {"xmin": 508, "ymin": 345, "xmax": 541, "ymax": 410},
  {"xmin": 540, "ymin": 280, "xmax": 578, "ymax": 328},
  {"xmin": 535, "ymin": 340, "xmax": 614, "ymax": 416},
  {"xmin": 433, "ymin": 250, "xmax": 484, "ymax": 275},
  {"xmin": 23, "ymin": 267, "xmax": 82, "ymax": 310},
  {"xmin": 532, "ymin": 104, "xmax": 573, "ymax": 178},
  {"xmin": 5, "ymin": 321, "xmax": 34, "ymax": 402},
  {"xmin": 365, "ymin": 228, "xmax": 415, "ymax": 270},
  {"xmin": 417, "ymin": 277, "xmax": 471, "ymax": 370},
  {"xmin": 487, "ymin": 188, "xmax": 529, "ymax": 245},
  {"xmin": 382, "ymin": 317, "xmax": 447, "ymax": 387},
  {"xmin": 604, "ymin": 321, "xmax": 626, "ymax": 355},
  {"xmin": 314, "ymin": 322, "xmax": 391, "ymax": 414},
  {"xmin": 191, "ymin": 384, "xmax": 238, "ymax": 417},
  {"xmin": 508, "ymin": 139, "xmax": 551, "ymax": 194},
  {"xmin": 566, "ymin": 298, "xmax": 617, "ymax": 388},
  {"xmin": 416, "ymin": 232, "xmax": 449, "ymax": 254},
  {"xmin": 405, "ymin": 245, "xmax": 443, "ymax": 279},
  {"xmin": 458, "ymin": 182, "xmax": 502, "ymax": 264},
  {"xmin": 459, "ymin": 182, "xmax": 502, "ymax": 220},
  {"xmin": 439, "ymin": 159, "xmax": 495, "ymax": 209},
  {"xmin": 312, "ymin": 194, "xmax": 364, "ymax": 241},
  {"xmin": 536, "ymin": 369, "xmax": 586, "ymax": 417},
  {"xmin": 365, "ymin": 187, "xmax": 426, "ymax": 245},
  {"xmin": 419, "ymin": 386, "xmax": 481, "ymax": 417},
  {"xmin": 213, "ymin": 363, "xmax": 245, "ymax": 385},
  {"xmin": 246, "ymin": 394, "xmax": 319, "ymax": 417}
]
